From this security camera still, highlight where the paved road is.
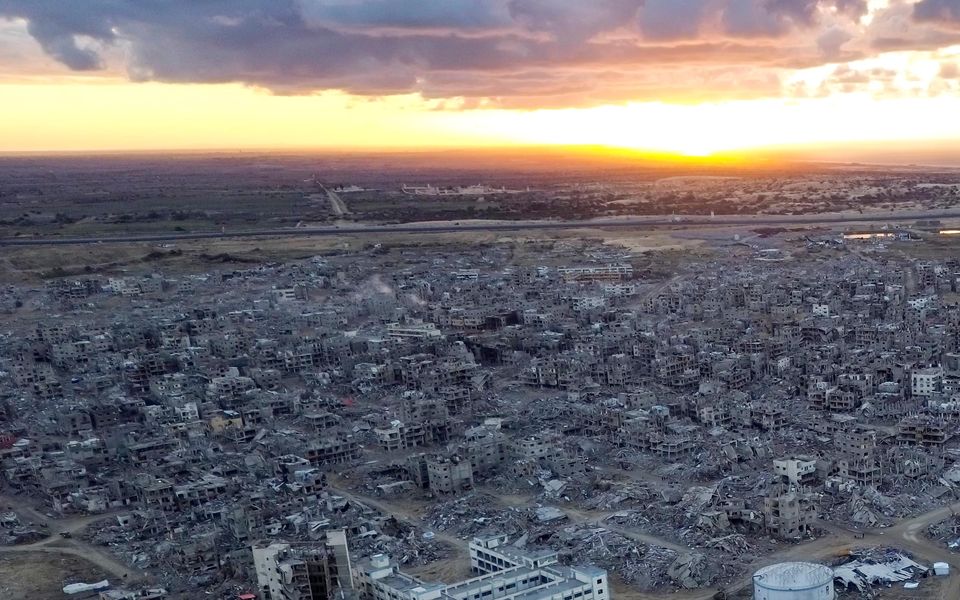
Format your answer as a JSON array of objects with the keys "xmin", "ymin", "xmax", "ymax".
[{"xmin": 3, "ymin": 209, "xmax": 959, "ymax": 246}]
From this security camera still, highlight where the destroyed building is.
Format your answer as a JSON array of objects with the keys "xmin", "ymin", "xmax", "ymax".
[{"xmin": 3, "ymin": 237, "xmax": 960, "ymax": 597}]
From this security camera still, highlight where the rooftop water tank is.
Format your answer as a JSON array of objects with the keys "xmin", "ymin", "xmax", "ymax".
[{"xmin": 754, "ymin": 562, "xmax": 834, "ymax": 600}]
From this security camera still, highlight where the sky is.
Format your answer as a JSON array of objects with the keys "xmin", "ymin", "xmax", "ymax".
[{"xmin": 2, "ymin": 0, "xmax": 960, "ymax": 157}]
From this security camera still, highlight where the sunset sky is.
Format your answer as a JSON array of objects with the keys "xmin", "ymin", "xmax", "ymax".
[{"xmin": 3, "ymin": 0, "xmax": 960, "ymax": 156}]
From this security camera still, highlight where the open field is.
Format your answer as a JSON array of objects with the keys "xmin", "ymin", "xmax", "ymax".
[
  {"xmin": 0, "ymin": 227, "xmax": 711, "ymax": 282},
  {"xmin": 4, "ymin": 152, "xmax": 960, "ymax": 240},
  {"xmin": 0, "ymin": 553, "xmax": 110, "ymax": 600},
  {"xmin": 7, "ymin": 215, "xmax": 957, "ymax": 283},
  {"xmin": 8, "ymin": 211, "xmax": 959, "ymax": 283}
]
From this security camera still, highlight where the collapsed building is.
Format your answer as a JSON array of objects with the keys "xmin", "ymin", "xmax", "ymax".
[{"xmin": 3, "ymin": 236, "xmax": 960, "ymax": 597}]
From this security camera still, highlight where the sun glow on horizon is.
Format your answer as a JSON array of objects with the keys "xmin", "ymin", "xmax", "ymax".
[
  {"xmin": 445, "ymin": 94, "xmax": 960, "ymax": 158},
  {"xmin": 2, "ymin": 75, "xmax": 960, "ymax": 158},
  {"xmin": 4, "ymin": 0, "xmax": 960, "ymax": 160}
]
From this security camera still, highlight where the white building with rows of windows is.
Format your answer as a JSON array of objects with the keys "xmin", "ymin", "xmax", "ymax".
[{"xmin": 353, "ymin": 534, "xmax": 608, "ymax": 600}]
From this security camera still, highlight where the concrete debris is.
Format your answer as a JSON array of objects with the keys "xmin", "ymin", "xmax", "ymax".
[
  {"xmin": 63, "ymin": 580, "xmax": 110, "ymax": 595},
  {"xmin": 703, "ymin": 533, "xmax": 753, "ymax": 554},
  {"xmin": 833, "ymin": 548, "xmax": 929, "ymax": 592},
  {"xmin": 535, "ymin": 506, "xmax": 567, "ymax": 523},
  {"xmin": 1, "ymin": 202, "xmax": 960, "ymax": 597},
  {"xmin": 667, "ymin": 552, "xmax": 712, "ymax": 589},
  {"xmin": 550, "ymin": 526, "xmax": 678, "ymax": 590}
]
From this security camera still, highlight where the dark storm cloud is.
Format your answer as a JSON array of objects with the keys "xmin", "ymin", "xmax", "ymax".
[
  {"xmin": 507, "ymin": 0, "xmax": 645, "ymax": 40},
  {"xmin": 638, "ymin": 0, "xmax": 710, "ymax": 41},
  {"xmin": 765, "ymin": 0, "xmax": 820, "ymax": 26},
  {"xmin": 914, "ymin": 0, "xmax": 960, "ymax": 27},
  {"xmin": 0, "ymin": 0, "xmax": 945, "ymax": 104},
  {"xmin": 833, "ymin": 0, "xmax": 869, "ymax": 19},
  {"xmin": 766, "ymin": 0, "xmax": 868, "ymax": 24},
  {"xmin": 25, "ymin": 18, "xmax": 104, "ymax": 70},
  {"xmin": 298, "ymin": 0, "xmax": 510, "ymax": 30},
  {"xmin": 636, "ymin": 0, "xmax": 869, "ymax": 41}
]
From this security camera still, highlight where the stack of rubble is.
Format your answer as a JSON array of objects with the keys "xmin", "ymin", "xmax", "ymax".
[{"xmin": 550, "ymin": 526, "xmax": 680, "ymax": 590}]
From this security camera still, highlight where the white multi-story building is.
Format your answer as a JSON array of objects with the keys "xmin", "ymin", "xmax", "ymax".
[
  {"xmin": 772, "ymin": 456, "xmax": 817, "ymax": 486},
  {"xmin": 912, "ymin": 367, "xmax": 943, "ymax": 398},
  {"xmin": 558, "ymin": 264, "xmax": 633, "ymax": 282},
  {"xmin": 387, "ymin": 322, "xmax": 443, "ymax": 340},
  {"xmin": 354, "ymin": 535, "xmax": 608, "ymax": 600},
  {"xmin": 572, "ymin": 296, "xmax": 606, "ymax": 311}
]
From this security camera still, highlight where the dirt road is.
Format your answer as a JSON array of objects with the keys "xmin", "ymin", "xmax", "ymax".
[
  {"xmin": 0, "ymin": 494, "xmax": 144, "ymax": 582},
  {"xmin": 5, "ymin": 484, "xmax": 959, "ymax": 599},
  {"xmin": 326, "ymin": 481, "xmax": 470, "ymax": 555},
  {"xmin": 469, "ymin": 485, "xmax": 960, "ymax": 599}
]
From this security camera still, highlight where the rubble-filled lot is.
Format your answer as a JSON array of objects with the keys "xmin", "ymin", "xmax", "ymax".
[{"xmin": 2, "ymin": 225, "xmax": 960, "ymax": 599}]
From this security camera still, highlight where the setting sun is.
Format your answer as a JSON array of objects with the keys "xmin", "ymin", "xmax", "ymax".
[
  {"xmin": 2, "ymin": 1, "xmax": 960, "ymax": 161},
  {"xmin": 443, "ymin": 94, "xmax": 960, "ymax": 158},
  {"xmin": 6, "ymin": 1, "xmax": 960, "ymax": 597},
  {"xmin": 6, "ymin": 80, "xmax": 960, "ymax": 159}
]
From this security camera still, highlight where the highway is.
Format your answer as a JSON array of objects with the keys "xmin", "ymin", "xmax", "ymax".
[{"xmin": 2, "ymin": 209, "xmax": 960, "ymax": 247}]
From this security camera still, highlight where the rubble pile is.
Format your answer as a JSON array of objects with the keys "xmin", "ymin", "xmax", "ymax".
[
  {"xmin": 550, "ymin": 526, "xmax": 679, "ymax": 590},
  {"xmin": 846, "ymin": 494, "xmax": 888, "ymax": 528},
  {"xmin": 834, "ymin": 547, "xmax": 930, "ymax": 592},
  {"xmin": 351, "ymin": 530, "xmax": 451, "ymax": 567},
  {"xmin": 1, "ymin": 222, "xmax": 960, "ymax": 598},
  {"xmin": 424, "ymin": 493, "xmax": 527, "ymax": 537},
  {"xmin": 927, "ymin": 515, "xmax": 960, "ymax": 547},
  {"xmin": 703, "ymin": 533, "xmax": 754, "ymax": 555},
  {"xmin": 667, "ymin": 552, "xmax": 715, "ymax": 589},
  {"xmin": 602, "ymin": 510, "xmax": 653, "ymax": 530},
  {"xmin": 581, "ymin": 482, "xmax": 653, "ymax": 510}
]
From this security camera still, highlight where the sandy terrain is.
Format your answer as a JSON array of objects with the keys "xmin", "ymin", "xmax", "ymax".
[
  {"xmin": 0, "ymin": 553, "xmax": 110, "ymax": 600},
  {"xmin": 0, "ymin": 226, "xmax": 711, "ymax": 283}
]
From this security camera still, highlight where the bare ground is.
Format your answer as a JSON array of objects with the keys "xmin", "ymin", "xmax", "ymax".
[
  {"xmin": 0, "ymin": 552, "xmax": 110, "ymax": 600},
  {"xmin": 0, "ymin": 225, "xmax": 715, "ymax": 283}
]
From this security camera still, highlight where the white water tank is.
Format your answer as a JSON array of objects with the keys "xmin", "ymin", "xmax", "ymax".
[{"xmin": 754, "ymin": 562, "xmax": 834, "ymax": 600}]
